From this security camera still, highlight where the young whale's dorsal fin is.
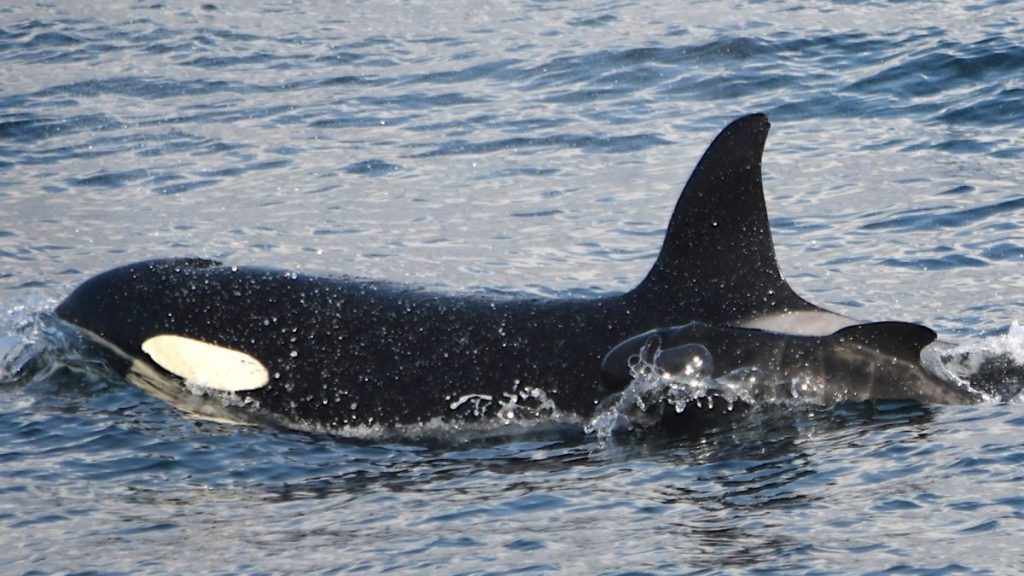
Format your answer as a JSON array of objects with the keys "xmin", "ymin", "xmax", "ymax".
[
  {"xmin": 830, "ymin": 321, "xmax": 938, "ymax": 361},
  {"xmin": 632, "ymin": 113, "xmax": 825, "ymax": 324}
]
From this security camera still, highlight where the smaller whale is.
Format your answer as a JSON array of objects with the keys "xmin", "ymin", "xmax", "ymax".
[{"xmin": 601, "ymin": 321, "xmax": 981, "ymax": 408}]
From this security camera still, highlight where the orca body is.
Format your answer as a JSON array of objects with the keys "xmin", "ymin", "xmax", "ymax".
[
  {"xmin": 602, "ymin": 321, "xmax": 981, "ymax": 408},
  {"xmin": 55, "ymin": 113, "xmax": 961, "ymax": 432}
]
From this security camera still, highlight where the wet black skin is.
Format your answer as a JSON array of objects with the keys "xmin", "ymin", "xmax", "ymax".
[
  {"xmin": 56, "ymin": 114, "xmax": 971, "ymax": 431},
  {"xmin": 602, "ymin": 321, "xmax": 981, "ymax": 407}
]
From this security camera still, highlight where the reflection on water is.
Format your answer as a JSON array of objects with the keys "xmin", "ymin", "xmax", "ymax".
[{"xmin": 2, "ymin": 0, "xmax": 1024, "ymax": 572}]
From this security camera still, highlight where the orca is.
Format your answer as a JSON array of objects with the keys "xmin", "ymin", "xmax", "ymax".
[
  {"xmin": 55, "ymin": 113, "xmax": 955, "ymax": 432},
  {"xmin": 601, "ymin": 321, "xmax": 980, "ymax": 408}
]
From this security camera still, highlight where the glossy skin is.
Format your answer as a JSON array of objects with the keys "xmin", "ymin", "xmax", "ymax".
[
  {"xmin": 602, "ymin": 322, "xmax": 981, "ymax": 407},
  {"xmin": 57, "ymin": 114, "xmax": 936, "ymax": 430},
  {"xmin": 59, "ymin": 257, "xmax": 655, "ymax": 427}
]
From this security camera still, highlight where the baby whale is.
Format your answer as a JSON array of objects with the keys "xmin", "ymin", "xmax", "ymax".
[
  {"xmin": 601, "ymin": 321, "xmax": 979, "ymax": 421},
  {"xmin": 55, "ymin": 113, "xmax": 975, "ymax": 433}
]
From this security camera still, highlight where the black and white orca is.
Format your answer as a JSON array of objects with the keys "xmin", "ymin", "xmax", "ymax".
[{"xmin": 55, "ymin": 114, "xmax": 972, "ymax": 432}]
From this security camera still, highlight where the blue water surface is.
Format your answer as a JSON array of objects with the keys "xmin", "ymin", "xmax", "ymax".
[{"xmin": 1, "ymin": 1, "xmax": 1024, "ymax": 573}]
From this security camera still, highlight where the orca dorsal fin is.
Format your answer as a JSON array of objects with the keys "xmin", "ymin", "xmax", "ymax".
[
  {"xmin": 830, "ymin": 321, "xmax": 938, "ymax": 360},
  {"xmin": 633, "ymin": 113, "xmax": 821, "ymax": 323}
]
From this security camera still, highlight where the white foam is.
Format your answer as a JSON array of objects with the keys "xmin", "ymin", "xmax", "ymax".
[
  {"xmin": 585, "ymin": 340, "xmax": 727, "ymax": 437},
  {"xmin": 922, "ymin": 320, "xmax": 1024, "ymax": 402}
]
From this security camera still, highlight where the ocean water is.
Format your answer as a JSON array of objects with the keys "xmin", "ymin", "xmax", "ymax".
[{"xmin": 2, "ymin": 0, "xmax": 1024, "ymax": 573}]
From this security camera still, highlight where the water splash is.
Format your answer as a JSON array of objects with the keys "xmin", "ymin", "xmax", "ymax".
[
  {"xmin": 586, "ymin": 336, "xmax": 749, "ymax": 437},
  {"xmin": 447, "ymin": 382, "xmax": 562, "ymax": 425},
  {"xmin": 0, "ymin": 298, "xmax": 70, "ymax": 388},
  {"xmin": 925, "ymin": 320, "xmax": 1024, "ymax": 402},
  {"xmin": 496, "ymin": 384, "xmax": 560, "ymax": 424}
]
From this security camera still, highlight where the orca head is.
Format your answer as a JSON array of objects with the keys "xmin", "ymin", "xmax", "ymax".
[
  {"xmin": 631, "ymin": 113, "xmax": 854, "ymax": 335},
  {"xmin": 601, "ymin": 323, "xmax": 723, "ymax": 393},
  {"xmin": 55, "ymin": 257, "xmax": 272, "ymax": 394}
]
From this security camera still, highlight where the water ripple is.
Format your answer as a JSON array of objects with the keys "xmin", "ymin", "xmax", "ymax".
[
  {"xmin": 1, "ymin": 2, "xmax": 1024, "ymax": 573},
  {"xmin": 863, "ymin": 197, "xmax": 1024, "ymax": 232},
  {"xmin": 412, "ymin": 133, "xmax": 670, "ymax": 157}
]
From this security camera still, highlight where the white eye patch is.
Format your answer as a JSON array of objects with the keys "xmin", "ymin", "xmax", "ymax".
[{"xmin": 141, "ymin": 334, "xmax": 269, "ymax": 392}]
